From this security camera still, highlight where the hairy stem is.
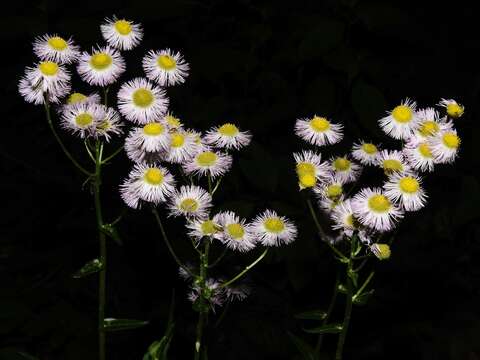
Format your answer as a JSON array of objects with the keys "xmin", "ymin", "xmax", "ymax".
[
  {"xmin": 194, "ymin": 240, "xmax": 210, "ymax": 360},
  {"xmin": 220, "ymin": 248, "xmax": 268, "ymax": 289}
]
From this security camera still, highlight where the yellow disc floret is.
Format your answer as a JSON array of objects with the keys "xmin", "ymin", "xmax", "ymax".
[
  {"xmin": 399, "ymin": 176, "xmax": 419, "ymax": 194},
  {"xmin": 114, "ymin": 20, "xmax": 132, "ymax": 35},
  {"xmin": 418, "ymin": 142, "xmax": 433, "ymax": 158},
  {"xmin": 362, "ymin": 143, "xmax": 377, "ymax": 154},
  {"xmin": 197, "ymin": 151, "xmax": 217, "ymax": 167},
  {"xmin": 368, "ymin": 194, "xmax": 391, "ymax": 213},
  {"xmin": 333, "ymin": 157, "xmax": 351, "ymax": 171},
  {"xmin": 201, "ymin": 220, "xmax": 221, "ymax": 235},
  {"xmin": 296, "ymin": 162, "xmax": 315, "ymax": 176},
  {"xmin": 392, "ymin": 105, "xmax": 413, "ymax": 123},
  {"xmin": 442, "ymin": 132, "xmax": 460, "ymax": 149},
  {"xmin": 418, "ymin": 121, "xmax": 439, "ymax": 137},
  {"xmin": 170, "ymin": 133, "xmax": 185, "ymax": 147},
  {"xmin": 264, "ymin": 217, "xmax": 285, "ymax": 233},
  {"xmin": 218, "ymin": 123, "xmax": 239, "ymax": 137},
  {"xmin": 310, "ymin": 116, "xmax": 330, "ymax": 132},
  {"xmin": 383, "ymin": 159, "xmax": 403, "ymax": 172},
  {"xmin": 157, "ymin": 55, "xmax": 177, "ymax": 70},
  {"xmin": 143, "ymin": 122, "xmax": 165, "ymax": 136},
  {"xmin": 180, "ymin": 198, "xmax": 199, "ymax": 212},
  {"xmin": 144, "ymin": 168, "xmax": 164, "ymax": 185},
  {"xmin": 165, "ymin": 114, "xmax": 182, "ymax": 128},
  {"xmin": 132, "ymin": 89, "xmax": 154, "ymax": 108},
  {"xmin": 227, "ymin": 223, "xmax": 245, "ymax": 239},
  {"xmin": 326, "ymin": 184, "xmax": 343, "ymax": 199},
  {"xmin": 373, "ymin": 244, "xmax": 391, "ymax": 260},
  {"xmin": 90, "ymin": 53, "xmax": 112, "ymax": 70},
  {"xmin": 75, "ymin": 113, "xmax": 93, "ymax": 127},
  {"xmin": 299, "ymin": 173, "xmax": 316, "ymax": 188},
  {"xmin": 446, "ymin": 103, "xmax": 464, "ymax": 118},
  {"xmin": 67, "ymin": 92, "xmax": 87, "ymax": 105},
  {"xmin": 48, "ymin": 36, "xmax": 68, "ymax": 51},
  {"xmin": 39, "ymin": 61, "xmax": 59, "ymax": 76}
]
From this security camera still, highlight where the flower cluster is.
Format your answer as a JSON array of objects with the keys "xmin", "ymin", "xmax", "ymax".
[{"xmin": 294, "ymin": 98, "xmax": 462, "ymax": 255}]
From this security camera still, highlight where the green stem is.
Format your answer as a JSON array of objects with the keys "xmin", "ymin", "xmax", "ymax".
[
  {"xmin": 219, "ymin": 248, "xmax": 268, "ymax": 289},
  {"xmin": 353, "ymin": 271, "xmax": 375, "ymax": 300},
  {"xmin": 94, "ymin": 140, "xmax": 106, "ymax": 360},
  {"xmin": 43, "ymin": 96, "xmax": 92, "ymax": 176},
  {"xmin": 102, "ymin": 146, "xmax": 123, "ymax": 164},
  {"xmin": 208, "ymin": 246, "xmax": 228, "ymax": 268},
  {"xmin": 194, "ymin": 240, "xmax": 210, "ymax": 360},
  {"xmin": 151, "ymin": 206, "xmax": 197, "ymax": 278}
]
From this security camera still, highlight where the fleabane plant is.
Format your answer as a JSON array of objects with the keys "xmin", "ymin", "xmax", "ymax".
[{"xmin": 291, "ymin": 98, "xmax": 463, "ymax": 360}]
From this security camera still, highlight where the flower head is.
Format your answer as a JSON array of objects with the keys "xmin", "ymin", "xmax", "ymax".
[
  {"xmin": 330, "ymin": 199, "xmax": 358, "ymax": 237},
  {"xmin": 204, "ymin": 123, "xmax": 252, "ymax": 150},
  {"xmin": 101, "ymin": 16, "xmax": 143, "ymax": 51},
  {"xmin": 351, "ymin": 141, "xmax": 381, "ymax": 166},
  {"xmin": 216, "ymin": 211, "xmax": 256, "ymax": 252},
  {"xmin": 77, "ymin": 46, "xmax": 126, "ymax": 86},
  {"xmin": 384, "ymin": 172, "xmax": 427, "ymax": 211},
  {"xmin": 164, "ymin": 130, "xmax": 199, "ymax": 164},
  {"xmin": 95, "ymin": 106, "xmax": 123, "ymax": 142},
  {"xmin": 60, "ymin": 102, "xmax": 105, "ymax": 138},
  {"xmin": 403, "ymin": 137, "xmax": 435, "ymax": 172},
  {"xmin": 329, "ymin": 155, "xmax": 362, "ymax": 184},
  {"xmin": 33, "ymin": 34, "xmax": 81, "ymax": 64},
  {"xmin": 377, "ymin": 150, "xmax": 410, "ymax": 175},
  {"xmin": 186, "ymin": 215, "xmax": 223, "ymax": 242},
  {"xmin": 168, "ymin": 185, "xmax": 212, "ymax": 219},
  {"xmin": 293, "ymin": 150, "xmax": 330, "ymax": 189},
  {"xmin": 294, "ymin": 115, "xmax": 343, "ymax": 146},
  {"xmin": 428, "ymin": 129, "xmax": 461, "ymax": 164},
  {"xmin": 143, "ymin": 48, "xmax": 189, "ymax": 86},
  {"xmin": 183, "ymin": 148, "xmax": 233, "ymax": 178},
  {"xmin": 250, "ymin": 209, "xmax": 297, "ymax": 246},
  {"xmin": 438, "ymin": 98, "xmax": 464, "ymax": 119},
  {"xmin": 379, "ymin": 98, "xmax": 420, "ymax": 140}
]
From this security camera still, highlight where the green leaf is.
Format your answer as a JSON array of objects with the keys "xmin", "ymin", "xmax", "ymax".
[
  {"xmin": 347, "ymin": 270, "xmax": 358, "ymax": 288},
  {"xmin": 287, "ymin": 332, "xmax": 316, "ymax": 360},
  {"xmin": 353, "ymin": 289, "xmax": 375, "ymax": 306},
  {"xmin": 294, "ymin": 310, "xmax": 327, "ymax": 321},
  {"xmin": 302, "ymin": 323, "xmax": 343, "ymax": 334},
  {"xmin": 72, "ymin": 259, "xmax": 103, "ymax": 279},
  {"xmin": 103, "ymin": 318, "xmax": 149, "ymax": 332}
]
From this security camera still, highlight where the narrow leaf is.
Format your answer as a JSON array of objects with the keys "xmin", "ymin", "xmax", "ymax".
[
  {"xmin": 103, "ymin": 318, "xmax": 149, "ymax": 332},
  {"xmin": 294, "ymin": 310, "xmax": 327, "ymax": 321},
  {"xmin": 287, "ymin": 332, "xmax": 316, "ymax": 360},
  {"xmin": 353, "ymin": 289, "xmax": 375, "ymax": 306},
  {"xmin": 72, "ymin": 259, "xmax": 103, "ymax": 278},
  {"xmin": 302, "ymin": 323, "xmax": 343, "ymax": 334}
]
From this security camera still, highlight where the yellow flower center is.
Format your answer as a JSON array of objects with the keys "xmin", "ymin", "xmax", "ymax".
[
  {"xmin": 391, "ymin": 105, "xmax": 413, "ymax": 123},
  {"xmin": 67, "ymin": 92, "xmax": 87, "ymax": 105},
  {"xmin": 345, "ymin": 214, "xmax": 355, "ymax": 227},
  {"xmin": 299, "ymin": 174, "xmax": 316, "ymax": 188},
  {"xmin": 333, "ymin": 157, "xmax": 351, "ymax": 171},
  {"xmin": 90, "ymin": 53, "xmax": 112, "ymax": 70},
  {"xmin": 132, "ymin": 88, "xmax": 154, "ymax": 108},
  {"xmin": 418, "ymin": 142, "xmax": 433, "ymax": 158},
  {"xmin": 227, "ymin": 223, "xmax": 245, "ymax": 239},
  {"xmin": 362, "ymin": 143, "xmax": 377, "ymax": 154},
  {"xmin": 264, "ymin": 217, "xmax": 285, "ymax": 233},
  {"xmin": 165, "ymin": 114, "xmax": 182, "ymax": 128},
  {"xmin": 39, "ymin": 61, "xmax": 58, "ymax": 76},
  {"xmin": 218, "ymin": 123, "xmax": 239, "ymax": 136},
  {"xmin": 399, "ymin": 176, "xmax": 419, "ymax": 194},
  {"xmin": 170, "ymin": 133, "xmax": 185, "ymax": 148},
  {"xmin": 442, "ymin": 132, "xmax": 460, "ymax": 149},
  {"xmin": 143, "ymin": 122, "xmax": 165, "ymax": 136},
  {"xmin": 114, "ymin": 19, "xmax": 132, "ymax": 35},
  {"xmin": 144, "ymin": 168, "xmax": 164, "ymax": 185},
  {"xmin": 296, "ymin": 162, "xmax": 315, "ymax": 176},
  {"xmin": 201, "ymin": 220, "xmax": 221, "ymax": 235},
  {"xmin": 157, "ymin": 55, "xmax": 177, "ymax": 70},
  {"xmin": 310, "ymin": 116, "xmax": 330, "ymax": 132},
  {"xmin": 326, "ymin": 184, "xmax": 343, "ymax": 199},
  {"xmin": 197, "ymin": 151, "xmax": 217, "ymax": 167},
  {"xmin": 75, "ymin": 113, "xmax": 93, "ymax": 127},
  {"xmin": 97, "ymin": 120, "xmax": 110, "ymax": 131},
  {"xmin": 418, "ymin": 121, "xmax": 439, "ymax": 137},
  {"xmin": 48, "ymin": 36, "xmax": 68, "ymax": 50},
  {"xmin": 368, "ymin": 194, "xmax": 391, "ymax": 213},
  {"xmin": 180, "ymin": 198, "xmax": 199, "ymax": 212},
  {"xmin": 383, "ymin": 159, "xmax": 403, "ymax": 172},
  {"xmin": 446, "ymin": 103, "xmax": 464, "ymax": 118},
  {"xmin": 373, "ymin": 244, "xmax": 391, "ymax": 260}
]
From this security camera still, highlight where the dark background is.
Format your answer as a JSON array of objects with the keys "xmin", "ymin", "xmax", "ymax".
[{"xmin": 2, "ymin": 0, "xmax": 480, "ymax": 359}]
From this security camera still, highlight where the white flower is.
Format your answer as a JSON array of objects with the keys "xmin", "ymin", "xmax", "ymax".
[
  {"xmin": 188, "ymin": 278, "xmax": 225, "ymax": 310},
  {"xmin": 415, "ymin": 108, "xmax": 450, "ymax": 139},
  {"xmin": 143, "ymin": 48, "xmax": 189, "ymax": 86},
  {"xmin": 216, "ymin": 211, "xmax": 256, "ymax": 252},
  {"xmin": 376, "ymin": 150, "xmax": 410, "ymax": 175},
  {"xmin": 329, "ymin": 155, "xmax": 362, "ymax": 183},
  {"xmin": 330, "ymin": 199, "xmax": 358, "ymax": 237},
  {"xmin": 168, "ymin": 185, "xmax": 212, "ymax": 219},
  {"xmin": 33, "ymin": 34, "xmax": 81, "ymax": 64},
  {"xmin": 101, "ymin": 16, "xmax": 143, "ymax": 51},
  {"xmin": 403, "ymin": 137, "xmax": 435, "ymax": 172},
  {"xmin": 77, "ymin": 46, "xmax": 125, "ymax": 86},
  {"xmin": 204, "ymin": 123, "xmax": 252, "ymax": 150},
  {"xmin": 438, "ymin": 98, "xmax": 464, "ymax": 119},
  {"xmin": 124, "ymin": 131, "xmax": 165, "ymax": 164},
  {"xmin": 60, "ymin": 102, "xmax": 105, "ymax": 138},
  {"xmin": 64, "ymin": 92, "xmax": 101, "ymax": 107},
  {"xmin": 164, "ymin": 130, "xmax": 199, "ymax": 164},
  {"xmin": 117, "ymin": 77, "xmax": 169, "ymax": 124},
  {"xmin": 125, "ymin": 121, "xmax": 170, "ymax": 155},
  {"xmin": 428, "ymin": 129, "xmax": 461, "ymax": 164},
  {"xmin": 351, "ymin": 141, "xmax": 381, "ymax": 166},
  {"xmin": 18, "ymin": 61, "xmax": 71, "ymax": 104},
  {"xmin": 183, "ymin": 148, "xmax": 232, "ymax": 179},
  {"xmin": 294, "ymin": 115, "xmax": 343, "ymax": 146},
  {"xmin": 384, "ymin": 172, "xmax": 427, "ymax": 212},
  {"xmin": 120, "ymin": 163, "xmax": 175, "ymax": 209},
  {"xmin": 293, "ymin": 150, "xmax": 330, "ymax": 189},
  {"xmin": 250, "ymin": 209, "xmax": 297, "ymax": 246},
  {"xmin": 379, "ymin": 98, "xmax": 420, "ymax": 140},
  {"xmin": 351, "ymin": 187, "xmax": 404, "ymax": 232},
  {"xmin": 164, "ymin": 113, "xmax": 184, "ymax": 130},
  {"xmin": 314, "ymin": 176, "xmax": 345, "ymax": 202},
  {"xmin": 95, "ymin": 106, "xmax": 123, "ymax": 142},
  {"xmin": 186, "ymin": 215, "xmax": 223, "ymax": 241}
]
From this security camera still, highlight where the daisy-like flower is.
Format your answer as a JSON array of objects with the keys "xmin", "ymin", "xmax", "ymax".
[
  {"xmin": 168, "ymin": 185, "xmax": 212, "ymax": 219},
  {"xmin": 329, "ymin": 155, "xmax": 362, "ymax": 183},
  {"xmin": 351, "ymin": 187, "xmax": 404, "ymax": 232},
  {"xmin": 117, "ymin": 77, "xmax": 169, "ymax": 124},
  {"xmin": 370, "ymin": 243, "xmax": 391, "ymax": 260},
  {"xmin": 33, "ymin": 34, "xmax": 81, "ymax": 64},
  {"xmin": 77, "ymin": 46, "xmax": 125, "ymax": 86},
  {"xmin": 351, "ymin": 141, "xmax": 381, "ymax": 166},
  {"xmin": 379, "ymin": 98, "xmax": 420, "ymax": 140},
  {"xmin": 100, "ymin": 16, "xmax": 143, "ymax": 51},
  {"xmin": 120, "ymin": 163, "xmax": 175, "ymax": 209},
  {"xmin": 216, "ymin": 211, "xmax": 256, "ymax": 252},
  {"xmin": 183, "ymin": 148, "xmax": 233, "ymax": 179},
  {"xmin": 204, "ymin": 123, "xmax": 252, "ymax": 150},
  {"xmin": 95, "ymin": 106, "xmax": 123, "ymax": 142},
  {"xmin": 293, "ymin": 150, "xmax": 330, "ymax": 189},
  {"xmin": 403, "ymin": 137, "xmax": 435, "ymax": 172},
  {"xmin": 250, "ymin": 209, "xmax": 297, "ymax": 246},
  {"xmin": 186, "ymin": 215, "xmax": 223, "ymax": 242},
  {"xmin": 384, "ymin": 172, "xmax": 427, "ymax": 212},
  {"xmin": 330, "ymin": 199, "xmax": 358, "ymax": 237},
  {"xmin": 377, "ymin": 150, "xmax": 410, "ymax": 175},
  {"xmin": 60, "ymin": 102, "xmax": 105, "ymax": 138},
  {"xmin": 19, "ymin": 61, "xmax": 71, "ymax": 104},
  {"xmin": 415, "ymin": 108, "xmax": 450, "ymax": 139},
  {"xmin": 294, "ymin": 115, "xmax": 343, "ymax": 146},
  {"xmin": 164, "ymin": 112, "xmax": 184, "ymax": 130},
  {"xmin": 124, "ymin": 133, "xmax": 163, "ymax": 164},
  {"xmin": 64, "ymin": 92, "xmax": 101, "ymax": 106},
  {"xmin": 143, "ymin": 49, "xmax": 189, "ymax": 86},
  {"xmin": 428, "ymin": 129, "xmax": 461, "ymax": 164},
  {"xmin": 164, "ymin": 130, "xmax": 199, "ymax": 164},
  {"xmin": 126, "ymin": 121, "xmax": 170, "ymax": 154},
  {"xmin": 188, "ymin": 278, "xmax": 225, "ymax": 310},
  {"xmin": 438, "ymin": 98, "xmax": 464, "ymax": 119},
  {"xmin": 314, "ymin": 176, "xmax": 345, "ymax": 203}
]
